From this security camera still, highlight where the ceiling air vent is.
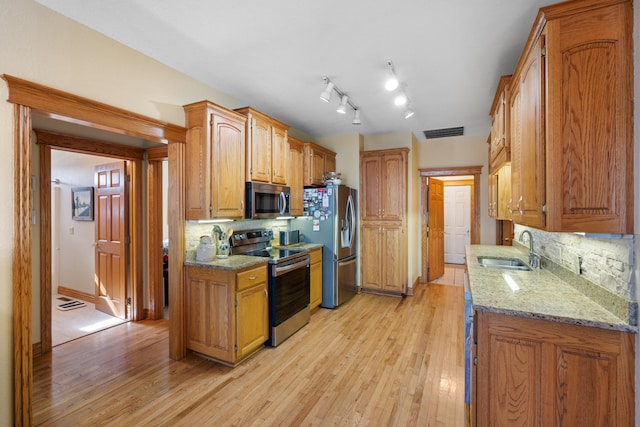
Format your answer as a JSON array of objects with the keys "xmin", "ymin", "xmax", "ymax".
[{"xmin": 423, "ymin": 126, "xmax": 464, "ymax": 139}]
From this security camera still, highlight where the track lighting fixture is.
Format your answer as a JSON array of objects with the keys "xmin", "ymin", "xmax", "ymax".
[
  {"xmin": 320, "ymin": 81, "xmax": 334, "ymax": 102},
  {"xmin": 352, "ymin": 109, "xmax": 361, "ymax": 125},
  {"xmin": 385, "ymin": 60, "xmax": 415, "ymax": 119},
  {"xmin": 404, "ymin": 107, "xmax": 415, "ymax": 119},
  {"xmin": 320, "ymin": 76, "xmax": 361, "ymax": 125},
  {"xmin": 336, "ymin": 95, "xmax": 349, "ymax": 114},
  {"xmin": 385, "ymin": 60, "xmax": 399, "ymax": 91},
  {"xmin": 394, "ymin": 92, "xmax": 407, "ymax": 106}
]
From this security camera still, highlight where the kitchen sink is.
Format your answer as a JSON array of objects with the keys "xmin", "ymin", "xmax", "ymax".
[{"xmin": 477, "ymin": 256, "xmax": 532, "ymax": 271}]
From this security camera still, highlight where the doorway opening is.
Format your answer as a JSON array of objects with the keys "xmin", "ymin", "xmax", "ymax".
[
  {"xmin": 50, "ymin": 150, "xmax": 131, "ymax": 346},
  {"xmin": 419, "ymin": 166, "xmax": 482, "ymax": 284}
]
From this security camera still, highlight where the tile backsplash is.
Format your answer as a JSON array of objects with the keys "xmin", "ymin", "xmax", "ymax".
[
  {"xmin": 513, "ymin": 224, "xmax": 635, "ymax": 300},
  {"xmin": 185, "ymin": 218, "xmax": 292, "ymax": 251}
]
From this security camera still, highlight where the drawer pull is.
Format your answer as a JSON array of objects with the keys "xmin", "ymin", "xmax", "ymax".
[{"xmin": 249, "ymin": 275, "xmax": 257, "ymax": 280}]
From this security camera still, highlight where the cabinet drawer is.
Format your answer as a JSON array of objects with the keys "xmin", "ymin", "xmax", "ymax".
[
  {"xmin": 309, "ymin": 248, "xmax": 322, "ymax": 264},
  {"xmin": 237, "ymin": 266, "xmax": 267, "ymax": 291}
]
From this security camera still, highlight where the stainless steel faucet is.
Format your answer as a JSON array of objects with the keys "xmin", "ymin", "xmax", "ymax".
[{"xmin": 518, "ymin": 230, "xmax": 541, "ymax": 269}]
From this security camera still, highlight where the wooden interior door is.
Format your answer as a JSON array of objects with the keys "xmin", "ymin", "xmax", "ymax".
[
  {"xmin": 95, "ymin": 161, "xmax": 127, "ymax": 318},
  {"xmin": 427, "ymin": 178, "xmax": 445, "ymax": 281}
]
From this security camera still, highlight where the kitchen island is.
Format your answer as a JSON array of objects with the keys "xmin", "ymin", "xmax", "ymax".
[{"xmin": 466, "ymin": 244, "xmax": 636, "ymax": 426}]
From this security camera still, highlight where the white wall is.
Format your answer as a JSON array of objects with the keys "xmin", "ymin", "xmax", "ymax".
[{"xmin": 0, "ymin": 0, "xmax": 243, "ymax": 423}]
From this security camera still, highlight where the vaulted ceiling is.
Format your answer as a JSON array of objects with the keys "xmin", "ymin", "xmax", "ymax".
[{"xmin": 35, "ymin": 0, "xmax": 550, "ymax": 141}]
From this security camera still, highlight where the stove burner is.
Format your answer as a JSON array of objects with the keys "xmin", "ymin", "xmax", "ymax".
[{"xmin": 230, "ymin": 228, "xmax": 309, "ymax": 264}]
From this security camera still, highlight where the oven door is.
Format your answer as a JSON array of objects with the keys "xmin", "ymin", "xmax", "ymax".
[{"xmin": 269, "ymin": 257, "xmax": 310, "ymax": 326}]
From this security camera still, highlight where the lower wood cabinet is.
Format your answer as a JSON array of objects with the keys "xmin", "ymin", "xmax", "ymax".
[
  {"xmin": 309, "ymin": 247, "xmax": 322, "ymax": 310},
  {"xmin": 360, "ymin": 221, "xmax": 406, "ymax": 295},
  {"xmin": 475, "ymin": 311, "xmax": 634, "ymax": 426},
  {"xmin": 185, "ymin": 264, "xmax": 268, "ymax": 366}
]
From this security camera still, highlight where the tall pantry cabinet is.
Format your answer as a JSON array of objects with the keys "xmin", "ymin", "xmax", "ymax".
[{"xmin": 359, "ymin": 148, "xmax": 409, "ymax": 295}]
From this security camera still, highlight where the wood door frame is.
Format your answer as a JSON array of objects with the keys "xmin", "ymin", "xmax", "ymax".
[
  {"xmin": 419, "ymin": 166, "xmax": 482, "ymax": 284},
  {"xmin": 3, "ymin": 74, "xmax": 186, "ymax": 425}
]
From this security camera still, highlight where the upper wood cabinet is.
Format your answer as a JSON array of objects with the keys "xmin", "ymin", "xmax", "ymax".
[
  {"xmin": 476, "ymin": 311, "xmax": 634, "ymax": 426},
  {"xmin": 509, "ymin": 0, "xmax": 633, "ymax": 233},
  {"xmin": 488, "ymin": 75, "xmax": 511, "ymax": 175},
  {"xmin": 183, "ymin": 101, "xmax": 247, "ymax": 220},
  {"xmin": 235, "ymin": 107, "xmax": 289, "ymax": 185},
  {"xmin": 288, "ymin": 136, "xmax": 305, "ymax": 216},
  {"xmin": 303, "ymin": 142, "xmax": 336, "ymax": 186},
  {"xmin": 360, "ymin": 148, "xmax": 408, "ymax": 221}
]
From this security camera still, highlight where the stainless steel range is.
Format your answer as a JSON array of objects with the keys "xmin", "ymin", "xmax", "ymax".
[{"xmin": 230, "ymin": 229, "xmax": 310, "ymax": 347}]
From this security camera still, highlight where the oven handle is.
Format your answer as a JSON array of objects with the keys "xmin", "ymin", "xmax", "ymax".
[{"xmin": 273, "ymin": 257, "xmax": 310, "ymax": 277}]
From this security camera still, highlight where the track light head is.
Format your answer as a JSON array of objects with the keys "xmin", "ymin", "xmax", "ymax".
[
  {"xmin": 336, "ymin": 95, "xmax": 349, "ymax": 114},
  {"xmin": 320, "ymin": 81, "xmax": 334, "ymax": 102},
  {"xmin": 404, "ymin": 108, "xmax": 415, "ymax": 119},
  {"xmin": 394, "ymin": 92, "xmax": 407, "ymax": 106},
  {"xmin": 352, "ymin": 109, "xmax": 361, "ymax": 125},
  {"xmin": 385, "ymin": 60, "xmax": 399, "ymax": 91}
]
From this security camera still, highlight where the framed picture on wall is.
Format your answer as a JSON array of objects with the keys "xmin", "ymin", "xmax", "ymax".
[{"xmin": 71, "ymin": 186, "xmax": 94, "ymax": 221}]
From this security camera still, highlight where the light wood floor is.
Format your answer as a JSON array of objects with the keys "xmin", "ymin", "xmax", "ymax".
[
  {"xmin": 34, "ymin": 283, "xmax": 464, "ymax": 426},
  {"xmin": 428, "ymin": 264, "xmax": 466, "ymax": 287}
]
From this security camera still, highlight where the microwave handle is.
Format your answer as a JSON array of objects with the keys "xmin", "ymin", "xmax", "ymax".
[{"xmin": 278, "ymin": 191, "xmax": 287, "ymax": 215}]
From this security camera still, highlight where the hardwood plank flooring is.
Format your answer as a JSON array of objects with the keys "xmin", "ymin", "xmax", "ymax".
[{"xmin": 34, "ymin": 283, "xmax": 464, "ymax": 426}]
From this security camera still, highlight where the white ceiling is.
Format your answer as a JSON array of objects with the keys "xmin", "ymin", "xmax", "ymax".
[{"xmin": 35, "ymin": 0, "xmax": 549, "ymax": 142}]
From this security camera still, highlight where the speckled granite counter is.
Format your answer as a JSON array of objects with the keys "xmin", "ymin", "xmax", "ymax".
[
  {"xmin": 184, "ymin": 255, "xmax": 268, "ymax": 270},
  {"xmin": 274, "ymin": 243, "xmax": 323, "ymax": 251},
  {"xmin": 466, "ymin": 245, "xmax": 637, "ymax": 333}
]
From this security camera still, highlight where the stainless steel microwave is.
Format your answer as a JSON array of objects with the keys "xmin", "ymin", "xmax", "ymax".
[{"xmin": 245, "ymin": 182, "xmax": 290, "ymax": 219}]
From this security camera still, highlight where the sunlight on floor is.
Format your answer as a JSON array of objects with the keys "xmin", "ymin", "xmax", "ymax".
[{"xmin": 80, "ymin": 318, "xmax": 125, "ymax": 332}]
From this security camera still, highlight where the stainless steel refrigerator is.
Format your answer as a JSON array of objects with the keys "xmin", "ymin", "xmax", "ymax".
[{"xmin": 293, "ymin": 185, "xmax": 357, "ymax": 308}]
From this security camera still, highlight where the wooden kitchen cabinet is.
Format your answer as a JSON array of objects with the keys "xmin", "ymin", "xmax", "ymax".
[
  {"xmin": 488, "ymin": 75, "xmax": 511, "ymax": 175},
  {"xmin": 309, "ymin": 247, "xmax": 323, "ymax": 310},
  {"xmin": 360, "ymin": 221, "xmax": 406, "ymax": 295},
  {"xmin": 183, "ymin": 101, "xmax": 247, "ymax": 220},
  {"xmin": 185, "ymin": 264, "xmax": 268, "ymax": 366},
  {"xmin": 509, "ymin": 0, "xmax": 633, "ymax": 233},
  {"xmin": 235, "ymin": 107, "xmax": 289, "ymax": 185},
  {"xmin": 475, "ymin": 311, "xmax": 634, "ymax": 426},
  {"xmin": 496, "ymin": 165, "xmax": 511, "ymax": 220},
  {"xmin": 288, "ymin": 136, "xmax": 305, "ymax": 216},
  {"xmin": 360, "ymin": 148, "xmax": 408, "ymax": 221},
  {"xmin": 303, "ymin": 141, "xmax": 337, "ymax": 187},
  {"xmin": 487, "ymin": 171, "xmax": 497, "ymax": 218}
]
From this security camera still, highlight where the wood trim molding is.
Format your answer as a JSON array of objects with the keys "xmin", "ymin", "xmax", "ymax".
[
  {"xmin": 57, "ymin": 286, "xmax": 96, "ymax": 304},
  {"xmin": 147, "ymin": 160, "xmax": 164, "ymax": 320},
  {"xmin": 13, "ymin": 104, "xmax": 33, "ymax": 427},
  {"xmin": 2, "ymin": 74, "xmax": 186, "ymax": 144},
  {"xmin": 147, "ymin": 145, "xmax": 169, "ymax": 160},
  {"xmin": 6, "ymin": 75, "xmax": 186, "ymax": 423},
  {"xmin": 419, "ymin": 165, "xmax": 483, "ymax": 284},
  {"xmin": 39, "ymin": 144, "xmax": 52, "ymax": 355},
  {"xmin": 35, "ymin": 130, "xmax": 145, "ymax": 160}
]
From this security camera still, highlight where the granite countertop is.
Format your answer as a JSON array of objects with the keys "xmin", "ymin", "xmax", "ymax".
[
  {"xmin": 274, "ymin": 243, "xmax": 323, "ymax": 251},
  {"xmin": 466, "ymin": 245, "xmax": 637, "ymax": 333},
  {"xmin": 184, "ymin": 255, "xmax": 268, "ymax": 270}
]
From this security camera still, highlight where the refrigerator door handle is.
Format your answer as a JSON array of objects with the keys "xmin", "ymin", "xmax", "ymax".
[{"xmin": 347, "ymin": 194, "xmax": 355, "ymax": 249}]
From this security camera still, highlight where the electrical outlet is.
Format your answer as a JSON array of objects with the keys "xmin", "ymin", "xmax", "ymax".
[
  {"xmin": 570, "ymin": 254, "xmax": 581, "ymax": 274},
  {"xmin": 554, "ymin": 246, "xmax": 562, "ymax": 261}
]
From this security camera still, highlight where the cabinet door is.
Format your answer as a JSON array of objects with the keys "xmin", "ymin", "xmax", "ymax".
[
  {"xmin": 360, "ymin": 222, "xmax": 382, "ymax": 290},
  {"xmin": 488, "ymin": 173, "xmax": 497, "ymax": 218},
  {"xmin": 271, "ymin": 125, "xmax": 288, "ymax": 184},
  {"xmin": 360, "ymin": 155, "xmax": 382, "ymax": 220},
  {"xmin": 510, "ymin": 35, "xmax": 545, "ymax": 229},
  {"xmin": 236, "ymin": 283, "xmax": 268, "ymax": 359},
  {"xmin": 248, "ymin": 115, "xmax": 271, "ymax": 183},
  {"xmin": 309, "ymin": 149, "xmax": 325, "ymax": 186},
  {"xmin": 184, "ymin": 109, "xmax": 211, "ymax": 220},
  {"xmin": 185, "ymin": 268, "xmax": 233, "ymax": 362},
  {"xmin": 288, "ymin": 140, "xmax": 304, "ymax": 216},
  {"xmin": 381, "ymin": 153, "xmax": 406, "ymax": 221},
  {"xmin": 545, "ymin": 2, "xmax": 633, "ymax": 233},
  {"xmin": 211, "ymin": 113, "xmax": 246, "ymax": 218},
  {"xmin": 496, "ymin": 165, "xmax": 512, "ymax": 220},
  {"xmin": 381, "ymin": 222, "xmax": 405, "ymax": 292},
  {"xmin": 324, "ymin": 153, "xmax": 336, "ymax": 175},
  {"xmin": 309, "ymin": 248, "xmax": 322, "ymax": 310}
]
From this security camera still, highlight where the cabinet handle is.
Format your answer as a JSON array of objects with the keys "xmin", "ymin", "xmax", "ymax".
[
  {"xmin": 249, "ymin": 275, "xmax": 257, "ymax": 280},
  {"xmin": 518, "ymin": 195, "xmax": 524, "ymax": 216}
]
